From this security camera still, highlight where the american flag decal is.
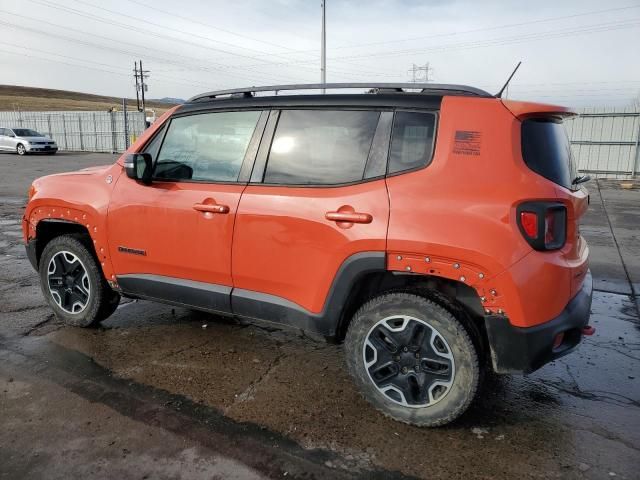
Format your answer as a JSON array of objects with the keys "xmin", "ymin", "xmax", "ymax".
[{"xmin": 453, "ymin": 130, "xmax": 482, "ymax": 156}]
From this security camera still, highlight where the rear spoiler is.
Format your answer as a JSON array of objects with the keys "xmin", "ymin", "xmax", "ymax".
[{"xmin": 501, "ymin": 100, "xmax": 577, "ymax": 120}]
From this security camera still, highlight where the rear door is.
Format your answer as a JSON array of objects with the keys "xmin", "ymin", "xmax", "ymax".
[
  {"xmin": 107, "ymin": 109, "xmax": 266, "ymax": 313},
  {"xmin": 231, "ymin": 109, "xmax": 391, "ymax": 326}
]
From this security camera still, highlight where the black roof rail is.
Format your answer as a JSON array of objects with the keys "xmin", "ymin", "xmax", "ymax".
[{"xmin": 187, "ymin": 83, "xmax": 492, "ymax": 102}]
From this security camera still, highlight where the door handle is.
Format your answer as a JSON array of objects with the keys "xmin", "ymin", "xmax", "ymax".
[
  {"xmin": 193, "ymin": 202, "xmax": 230, "ymax": 214},
  {"xmin": 325, "ymin": 210, "xmax": 372, "ymax": 224}
]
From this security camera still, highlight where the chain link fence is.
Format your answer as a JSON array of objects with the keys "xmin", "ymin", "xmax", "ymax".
[
  {"xmin": 1, "ymin": 106, "xmax": 639, "ymax": 178},
  {"xmin": 566, "ymin": 106, "xmax": 640, "ymax": 179},
  {"xmin": 0, "ymin": 109, "xmax": 147, "ymax": 153}
]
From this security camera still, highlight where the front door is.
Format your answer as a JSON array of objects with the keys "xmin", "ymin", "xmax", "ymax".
[
  {"xmin": 231, "ymin": 109, "xmax": 391, "ymax": 330},
  {"xmin": 107, "ymin": 109, "xmax": 265, "ymax": 313}
]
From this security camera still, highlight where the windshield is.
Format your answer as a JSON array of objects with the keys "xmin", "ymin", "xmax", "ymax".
[
  {"xmin": 521, "ymin": 118, "xmax": 578, "ymax": 190},
  {"xmin": 13, "ymin": 129, "xmax": 42, "ymax": 137}
]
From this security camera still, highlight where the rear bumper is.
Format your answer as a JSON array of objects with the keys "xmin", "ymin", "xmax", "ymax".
[{"xmin": 484, "ymin": 270, "xmax": 593, "ymax": 374}]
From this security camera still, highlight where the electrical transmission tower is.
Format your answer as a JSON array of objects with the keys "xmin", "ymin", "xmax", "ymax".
[{"xmin": 408, "ymin": 63, "xmax": 433, "ymax": 83}]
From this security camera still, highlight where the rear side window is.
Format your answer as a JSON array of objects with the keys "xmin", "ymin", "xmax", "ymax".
[
  {"xmin": 388, "ymin": 112, "xmax": 436, "ymax": 175},
  {"xmin": 521, "ymin": 118, "xmax": 577, "ymax": 190},
  {"xmin": 154, "ymin": 111, "xmax": 260, "ymax": 182},
  {"xmin": 264, "ymin": 110, "xmax": 380, "ymax": 185}
]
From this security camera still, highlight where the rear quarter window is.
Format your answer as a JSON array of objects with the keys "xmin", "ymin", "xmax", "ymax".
[
  {"xmin": 388, "ymin": 112, "xmax": 436, "ymax": 175},
  {"xmin": 521, "ymin": 118, "xmax": 577, "ymax": 190}
]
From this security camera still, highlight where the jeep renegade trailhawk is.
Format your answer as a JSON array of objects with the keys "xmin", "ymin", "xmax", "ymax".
[{"xmin": 23, "ymin": 83, "xmax": 593, "ymax": 426}]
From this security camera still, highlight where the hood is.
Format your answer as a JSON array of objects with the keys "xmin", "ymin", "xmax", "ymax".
[
  {"xmin": 79, "ymin": 164, "xmax": 113, "ymax": 173},
  {"xmin": 33, "ymin": 164, "xmax": 113, "ymax": 186}
]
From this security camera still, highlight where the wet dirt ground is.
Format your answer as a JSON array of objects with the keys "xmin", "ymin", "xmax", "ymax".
[{"xmin": 1, "ymin": 153, "xmax": 639, "ymax": 479}]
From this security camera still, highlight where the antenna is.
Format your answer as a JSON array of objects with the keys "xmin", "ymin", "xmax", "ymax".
[{"xmin": 495, "ymin": 61, "xmax": 522, "ymax": 98}]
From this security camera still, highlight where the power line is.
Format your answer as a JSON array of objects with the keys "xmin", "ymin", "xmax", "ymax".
[
  {"xmin": 34, "ymin": 0, "xmax": 283, "ymax": 64},
  {"xmin": 27, "ymin": 0, "xmax": 391, "ymax": 79},
  {"xmin": 320, "ymin": 4, "xmax": 640, "ymax": 53},
  {"xmin": 0, "ymin": 41, "xmax": 227, "ymax": 90},
  {"xmin": 237, "ymin": 18, "xmax": 640, "ymax": 68},
  {"xmin": 121, "ymin": 0, "xmax": 390, "ymax": 76},
  {"xmin": 0, "ymin": 15, "xmax": 310, "ymax": 85}
]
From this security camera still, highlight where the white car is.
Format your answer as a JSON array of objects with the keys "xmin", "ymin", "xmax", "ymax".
[{"xmin": 0, "ymin": 127, "xmax": 58, "ymax": 155}]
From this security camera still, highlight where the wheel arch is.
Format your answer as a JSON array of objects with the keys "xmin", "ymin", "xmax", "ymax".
[
  {"xmin": 33, "ymin": 219, "xmax": 94, "ymax": 267},
  {"xmin": 333, "ymin": 269, "xmax": 487, "ymax": 343}
]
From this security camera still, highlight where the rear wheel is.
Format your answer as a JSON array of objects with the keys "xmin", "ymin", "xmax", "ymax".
[
  {"xmin": 16, "ymin": 143, "xmax": 26, "ymax": 155},
  {"xmin": 344, "ymin": 292, "xmax": 480, "ymax": 427},
  {"xmin": 39, "ymin": 234, "xmax": 120, "ymax": 327}
]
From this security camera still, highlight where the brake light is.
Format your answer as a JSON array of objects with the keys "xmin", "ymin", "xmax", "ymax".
[
  {"xmin": 517, "ymin": 202, "xmax": 567, "ymax": 251},
  {"xmin": 520, "ymin": 211, "xmax": 538, "ymax": 238}
]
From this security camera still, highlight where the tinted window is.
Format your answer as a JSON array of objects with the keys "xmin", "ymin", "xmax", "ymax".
[
  {"xmin": 13, "ymin": 129, "xmax": 41, "ymax": 137},
  {"xmin": 264, "ymin": 110, "xmax": 380, "ymax": 185},
  {"xmin": 154, "ymin": 111, "xmax": 260, "ymax": 182},
  {"xmin": 521, "ymin": 118, "xmax": 577, "ymax": 190},
  {"xmin": 388, "ymin": 112, "xmax": 436, "ymax": 174}
]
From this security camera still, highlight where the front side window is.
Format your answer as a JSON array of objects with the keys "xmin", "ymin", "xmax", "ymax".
[
  {"xmin": 264, "ymin": 110, "xmax": 380, "ymax": 185},
  {"xmin": 388, "ymin": 112, "xmax": 436, "ymax": 175},
  {"xmin": 154, "ymin": 110, "xmax": 261, "ymax": 182}
]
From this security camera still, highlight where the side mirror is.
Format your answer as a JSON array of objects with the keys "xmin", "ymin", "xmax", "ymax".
[{"xmin": 124, "ymin": 153, "xmax": 153, "ymax": 185}]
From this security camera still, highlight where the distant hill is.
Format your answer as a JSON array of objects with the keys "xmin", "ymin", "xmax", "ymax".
[
  {"xmin": 152, "ymin": 97, "xmax": 186, "ymax": 104},
  {"xmin": 0, "ymin": 85, "xmax": 179, "ymax": 112}
]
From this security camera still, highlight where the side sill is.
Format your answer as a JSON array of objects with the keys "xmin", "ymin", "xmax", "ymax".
[{"xmin": 117, "ymin": 274, "xmax": 232, "ymax": 314}]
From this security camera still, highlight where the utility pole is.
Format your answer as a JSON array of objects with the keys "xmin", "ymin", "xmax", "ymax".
[
  {"xmin": 321, "ymin": 0, "xmax": 326, "ymax": 93},
  {"xmin": 408, "ymin": 63, "xmax": 433, "ymax": 83},
  {"xmin": 133, "ymin": 62, "xmax": 140, "ymax": 111},
  {"xmin": 138, "ymin": 60, "xmax": 149, "ymax": 115}
]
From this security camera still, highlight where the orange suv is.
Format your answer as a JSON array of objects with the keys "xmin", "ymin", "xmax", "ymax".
[{"xmin": 23, "ymin": 83, "xmax": 593, "ymax": 426}]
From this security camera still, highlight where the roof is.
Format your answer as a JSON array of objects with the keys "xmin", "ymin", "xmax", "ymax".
[{"xmin": 187, "ymin": 83, "xmax": 493, "ymax": 103}]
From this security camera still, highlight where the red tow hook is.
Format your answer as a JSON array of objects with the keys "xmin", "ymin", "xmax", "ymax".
[{"xmin": 582, "ymin": 325, "xmax": 596, "ymax": 336}]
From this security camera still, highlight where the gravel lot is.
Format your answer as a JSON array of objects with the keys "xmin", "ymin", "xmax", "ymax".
[{"xmin": 1, "ymin": 152, "xmax": 639, "ymax": 479}]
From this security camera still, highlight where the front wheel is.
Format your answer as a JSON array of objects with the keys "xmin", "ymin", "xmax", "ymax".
[
  {"xmin": 39, "ymin": 234, "xmax": 120, "ymax": 327},
  {"xmin": 16, "ymin": 143, "xmax": 26, "ymax": 155},
  {"xmin": 344, "ymin": 292, "xmax": 480, "ymax": 427}
]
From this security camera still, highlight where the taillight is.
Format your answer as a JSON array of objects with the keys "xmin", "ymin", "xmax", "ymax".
[
  {"xmin": 516, "ymin": 202, "xmax": 567, "ymax": 251},
  {"xmin": 519, "ymin": 211, "xmax": 538, "ymax": 238}
]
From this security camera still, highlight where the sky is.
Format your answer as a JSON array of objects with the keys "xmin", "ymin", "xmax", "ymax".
[{"xmin": 0, "ymin": 0, "xmax": 639, "ymax": 107}]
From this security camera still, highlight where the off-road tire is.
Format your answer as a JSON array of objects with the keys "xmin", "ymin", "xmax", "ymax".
[
  {"xmin": 39, "ymin": 234, "xmax": 120, "ymax": 327},
  {"xmin": 344, "ymin": 292, "xmax": 480, "ymax": 427},
  {"xmin": 16, "ymin": 143, "xmax": 26, "ymax": 155}
]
